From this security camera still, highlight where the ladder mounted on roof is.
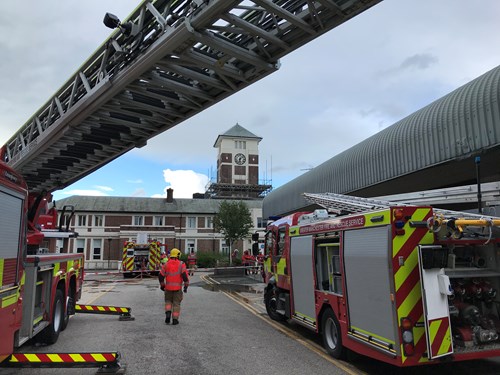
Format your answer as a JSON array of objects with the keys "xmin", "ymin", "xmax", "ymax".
[{"xmin": 303, "ymin": 192, "xmax": 500, "ymax": 242}]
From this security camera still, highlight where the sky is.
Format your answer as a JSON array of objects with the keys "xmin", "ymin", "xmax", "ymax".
[{"xmin": 1, "ymin": 0, "xmax": 500, "ymax": 200}]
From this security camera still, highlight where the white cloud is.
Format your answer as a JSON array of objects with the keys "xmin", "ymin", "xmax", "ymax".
[
  {"xmin": 94, "ymin": 185, "xmax": 114, "ymax": 192},
  {"xmin": 131, "ymin": 188, "xmax": 147, "ymax": 197},
  {"xmin": 161, "ymin": 169, "xmax": 209, "ymax": 199},
  {"xmin": 3, "ymin": 0, "xmax": 500, "ymax": 198},
  {"xmin": 60, "ymin": 189, "xmax": 108, "ymax": 197}
]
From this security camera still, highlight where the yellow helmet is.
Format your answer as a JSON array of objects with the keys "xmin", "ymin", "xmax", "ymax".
[{"xmin": 170, "ymin": 248, "xmax": 181, "ymax": 258}]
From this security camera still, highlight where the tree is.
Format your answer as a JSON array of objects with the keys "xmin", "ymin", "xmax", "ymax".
[{"xmin": 213, "ymin": 200, "xmax": 253, "ymax": 265}]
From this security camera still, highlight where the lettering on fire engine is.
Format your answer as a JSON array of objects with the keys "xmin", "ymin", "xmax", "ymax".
[{"xmin": 299, "ymin": 216, "xmax": 365, "ymax": 235}]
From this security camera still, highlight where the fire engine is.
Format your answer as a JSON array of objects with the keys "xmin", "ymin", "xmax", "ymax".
[
  {"xmin": 262, "ymin": 192, "xmax": 500, "ymax": 366},
  {"xmin": 0, "ymin": 160, "xmax": 83, "ymax": 361},
  {"xmin": 122, "ymin": 235, "xmax": 163, "ymax": 278}
]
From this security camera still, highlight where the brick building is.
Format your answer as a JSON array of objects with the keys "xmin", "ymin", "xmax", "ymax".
[
  {"xmin": 55, "ymin": 124, "xmax": 269, "ymax": 269},
  {"xmin": 57, "ymin": 191, "xmax": 265, "ymax": 269}
]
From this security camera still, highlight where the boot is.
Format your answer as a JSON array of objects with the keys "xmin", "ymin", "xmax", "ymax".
[
  {"xmin": 172, "ymin": 319, "xmax": 179, "ymax": 325},
  {"xmin": 165, "ymin": 311, "xmax": 171, "ymax": 324}
]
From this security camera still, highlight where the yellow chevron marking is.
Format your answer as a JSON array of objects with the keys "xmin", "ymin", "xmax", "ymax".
[
  {"xmin": 438, "ymin": 330, "xmax": 452, "ymax": 355},
  {"xmin": 429, "ymin": 319, "xmax": 442, "ymax": 344},
  {"xmin": 397, "ymin": 281, "xmax": 421, "ymax": 318},
  {"xmin": 394, "ymin": 248, "xmax": 418, "ymax": 291},
  {"xmin": 392, "ymin": 208, "xmax": 431, "ymax": 256},
  {"xmin": 109, "ymin": 307, "xmax": 117, "ymax": 312},
  {"xmin": 414, "ymin": 315, "xmax": 425, "ymax": 343},
  {"xmin": 91, "ymin": 353, "xmax": 105, "ymax": 362},
  {"xmin": 47, "ymin": 354, "xmax": 63, "ymax": 362},
  {"xmin": 69, "ymin": 354, "xmax": 85, "ymax": 362},
  {"xmin": 25, "ymin": 354, "xmax": 41, "ymax": 362},
  {"xmin": 98, "ymin": 306, "xmax": 105, "ymax": 311}
]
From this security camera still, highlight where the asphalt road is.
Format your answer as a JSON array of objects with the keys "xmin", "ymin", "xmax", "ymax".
[
  {"xmin": 2, "ymin": 271, "xmax": 500, "ymax": 375},
  {"xmin": 0, "ymin": 271, "xmax": 349, "ymax": 375}
]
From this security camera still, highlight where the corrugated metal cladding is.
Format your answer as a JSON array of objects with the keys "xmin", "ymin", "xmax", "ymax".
[{"xmin": 263, "ymin": 64, "xmax": 500, "ymax": 219}]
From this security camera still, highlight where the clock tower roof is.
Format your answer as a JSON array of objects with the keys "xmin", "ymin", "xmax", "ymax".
[{"xmin": 213, "ymin": 123, "xmax": 262, "ymax": 147}]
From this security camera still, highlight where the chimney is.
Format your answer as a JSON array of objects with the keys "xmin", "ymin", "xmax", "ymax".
[{"xmin": 166, "ymin": 188, "xmax": 173, "ymax": 203}]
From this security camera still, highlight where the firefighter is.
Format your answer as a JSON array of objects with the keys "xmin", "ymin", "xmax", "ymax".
[
  {"xmin": 242, "ymin": 249, "xmax": 255, "ymax": 275},
  {"xmin": 187, "ymin": 250, "xmax": 197, "ymax": 276},
  {"xmin": 160, "ymin": 252, "xmax": 168, "ymax": 265},
  {"xmin": 158, "ymin": 248, "xmax": 189, "ymax": 325}
]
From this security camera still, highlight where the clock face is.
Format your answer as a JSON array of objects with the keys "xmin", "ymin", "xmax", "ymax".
[{"xmin": 234, "ymin": 153, "xmax": 246, "ymax": 165}]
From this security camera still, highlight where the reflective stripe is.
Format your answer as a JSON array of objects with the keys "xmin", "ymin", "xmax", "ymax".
[{"xmin": 161, "ymin": 260, "xmax": 186, "ymax": 291}]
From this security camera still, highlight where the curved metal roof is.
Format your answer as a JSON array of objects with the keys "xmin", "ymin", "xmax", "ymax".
[{"xmin": 263, "ymin": 64, "xmax": 500, "ymax": 218}]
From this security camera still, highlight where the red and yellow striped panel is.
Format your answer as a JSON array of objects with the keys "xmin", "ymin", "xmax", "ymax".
[
  {"xmin": 122, "ymin": 246, "xmax": 133, "ymax": 271},
  {"xmin": 428, "ymin": 317, "xmax": 452, "ymax": 357},
  {"xmin": 8, "ymin": 352, "xmax": 118, "ymax": 364},
  {"xmin": 392, "ymin": 207, "xmax": 435, "ymax": 365},
  {"xmin": 75, "ymin": 304, "xmax": 130, "ymax": 314},
  {"xmin": 148, "ymin": 243, "xmax": 160, "ymax": 270}
]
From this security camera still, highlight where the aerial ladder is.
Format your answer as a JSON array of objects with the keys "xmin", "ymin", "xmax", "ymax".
[
  {"xmin": 303, "ymin": 192, "xmax": 500, "ymax": 242},
  {"xmin": 1, "ymin": 0, "xmax": 381, "ymax": 195}
]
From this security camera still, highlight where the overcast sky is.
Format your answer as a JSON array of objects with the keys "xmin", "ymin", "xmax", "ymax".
[{"xmin": 1, "ymin": 0, "xmax": 500, "ymax": 200}]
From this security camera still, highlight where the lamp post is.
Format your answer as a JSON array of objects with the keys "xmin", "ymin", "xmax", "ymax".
[{"xmin": 107, "ymin": 238, "xmax": 112, "ymax": 270}]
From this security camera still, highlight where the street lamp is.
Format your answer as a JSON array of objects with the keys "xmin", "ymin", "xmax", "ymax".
[{"xmin": 107, "ymin": 238, "xmax": 113, "ymax": 269}]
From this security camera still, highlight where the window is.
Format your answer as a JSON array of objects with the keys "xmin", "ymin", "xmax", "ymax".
[
  {"xmin": 277, "ymin": 227, "xmax": 286, "ymax": 256},
  {"xmin": 133, "ymin": 216, "xmax": 143, "ymax": 225},
  {"xmin": 92, "ymin": 239, "xmax": 102, "ymax": 260},
  {"xmin": 187, "ymin": 239, "xmax": 195, "ymax": 254},
  {"xmin": 78, "ymin": 215, "xmax": 86, "ymax": 227},
  {"xmin": 75, "ymin": 238, "xmax": 85, "ymax": 254},
  {"xmin": 257, "ymin": 217, "xmax": 266, "ymax": 228},
  {"xmin": 187, "ymin": 217, "xmax": 196, "ymax": 229},
  {"xmin": 221, "ymin": 240, "xmax": 229, "ymax": 255},
  {"xmin": 235, "ymin": 140, "xmax": 246, "ymax": 149},
  {"xmin": 93, "ymin": 215, "xmax": 103, "ymax": 227},
  {"xmin": 154, "ymin": 216, "xmax": 163, "ymax": 226},
  {"xmin": 206, "ymin": 216, "xmax": 213, "ymax": 229}
]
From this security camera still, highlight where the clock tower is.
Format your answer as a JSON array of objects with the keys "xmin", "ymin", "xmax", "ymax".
[{"xmin": 207, "ymin": 123, "xmax": 271, "ymax": 199}]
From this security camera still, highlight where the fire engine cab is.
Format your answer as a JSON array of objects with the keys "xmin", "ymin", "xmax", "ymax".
[{"xmin": 262, "ymin": 193, "xmax": 500, "ymax": 366}]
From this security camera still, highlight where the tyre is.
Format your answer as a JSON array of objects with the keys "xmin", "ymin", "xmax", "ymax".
[
  {"xmin": 61, "ymin": 286, "xmax": 74, "ymax": 331},
  {"xmin": 264, "ymin": 286, "xmax": 286, "ymax": 322},
  {"xmin": 321, "ymin": 308, "xmax": 345, "ymax": 359},
  {"xmin": 39, "ymin": 289, "xmax": 64, "ymax": 344}
]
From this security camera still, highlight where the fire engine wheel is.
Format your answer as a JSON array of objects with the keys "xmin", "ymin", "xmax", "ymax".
[
  {"xmin": 62, "ymin": 286, "xmax": 74, "ymax": 331},
  {"xmin": 39, "ymin": 289, "xmax": 64, "ymax": 344},
  {"xmin": 321, "ymin": 308, "xmax": 344, "ymax": 359},
  {"xmin": 264, "ymin": 286, "xmax": 286, "ymax": 322}
]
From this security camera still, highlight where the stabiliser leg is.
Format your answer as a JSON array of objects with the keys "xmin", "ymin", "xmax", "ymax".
[
  {"xmin": 1, "ymin": 351, "xmax": 126, "ymax": 374},
  {"xmin": 75, "ymin": 304, "xmax": 135, "ymax": 321}
]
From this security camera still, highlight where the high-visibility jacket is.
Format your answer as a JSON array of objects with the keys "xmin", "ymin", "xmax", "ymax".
[
  {"xmin": 187, "ymin": 253, "xmax": 197, "ymax": 266},
  {"xmin": 160, "ymin": 259, "xmax": 189, "ymax": 291}
]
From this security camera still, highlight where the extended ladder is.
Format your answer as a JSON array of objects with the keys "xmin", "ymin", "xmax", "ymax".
[{"xmin": 303, "ymin": 192, "xmax": 500, "ymax": 240}]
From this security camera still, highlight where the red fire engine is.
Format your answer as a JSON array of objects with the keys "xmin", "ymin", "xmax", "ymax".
[
  {"xmin": 0, "ymin": 160, "xmax": 125, "ymax": 370},
  {"xmin": 0, "ymin": 160, "xmax": 83, "ymax": 361},
  {"xmin": 122, "ymin": 238, "xmax": 163, "ymax": 278},
  {"xmin": 262, "ymin": 192, "xmax": 500, "ymax": 366}
]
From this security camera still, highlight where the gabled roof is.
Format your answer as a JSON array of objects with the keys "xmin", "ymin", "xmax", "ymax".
[
  {"xmin": 57, "ymin": 195, "xmax": 262, "ymax": 214},
  {"xmin": 213, "ymin": 123, "xmax": 262, "ymax": 147}
]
